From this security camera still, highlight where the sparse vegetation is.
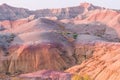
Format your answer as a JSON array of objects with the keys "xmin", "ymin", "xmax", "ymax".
[
  {"xmin": 67, "ymin": 32, "xmax": 71, "ymax": 34},
  {"xmin": 10, "ymin": 33, "xmax": 15, "ymax": 41},
  {"xmin": 6, "ymin": 33, "xmax": 15, "ymax": 43},
  {"xmin": 73, "ymin": 33, "xmax": 78, "ymax": 39},
  {"xmin": 72, "ymin": 74, "xmax": 92, "ymax": 80}
]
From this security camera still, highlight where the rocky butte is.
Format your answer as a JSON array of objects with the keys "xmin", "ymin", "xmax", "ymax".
[{"xmin": 0, "ymin": 2, "xmax": 120, "ymax": 80}]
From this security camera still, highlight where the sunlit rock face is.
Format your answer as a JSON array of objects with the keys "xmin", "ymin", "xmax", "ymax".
[
  {"xmin": 66, "ymin": 42, "xmax": 120, "ymax": 80},
  {"xmin": 0, "ymin": 2, "xmax": 120, "ymax": 80}
]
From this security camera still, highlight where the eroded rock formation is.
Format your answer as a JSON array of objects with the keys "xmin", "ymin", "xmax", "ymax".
[
  {"xmin": 0, "ymin": 2, "xmax": 120, "ymax": 80},
  {"xmin": 66, "ymin": 42, "xmax": 120, "ymax": 80}
]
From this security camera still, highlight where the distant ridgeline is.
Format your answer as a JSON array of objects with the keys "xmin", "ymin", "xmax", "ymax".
[{"xmin": 0, "ymin": 3, "xmax": 102, "ymax": 20}]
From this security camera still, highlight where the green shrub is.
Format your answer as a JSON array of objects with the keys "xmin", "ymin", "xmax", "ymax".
[{"xmin": 73, "ymin": 33, "xmax": 78, "ymax": 39}]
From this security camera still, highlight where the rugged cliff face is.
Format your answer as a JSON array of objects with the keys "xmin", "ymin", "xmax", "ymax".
[
  {"xmin": 0, "ymin": 18, "xmax": 77, "ymax": 74},
  {"xmin": 67, "ymin": 42, "xmax": 120, "ymax": 80},
  {"xmin": 0, "ymin": 2, "xmax": 120, "ymax": 80}
]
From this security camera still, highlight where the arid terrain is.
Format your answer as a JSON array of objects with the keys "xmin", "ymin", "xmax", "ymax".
[{"xmin": 0, "ymin": 2, "xmax": 120, "ymax": 80}]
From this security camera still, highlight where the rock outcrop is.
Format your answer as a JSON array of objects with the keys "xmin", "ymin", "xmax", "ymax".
[{"xmin": 66, "ymin": 42, "xmax": 120, "ymax": 80}]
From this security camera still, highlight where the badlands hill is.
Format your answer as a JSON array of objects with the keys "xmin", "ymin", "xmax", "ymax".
[
  {"xmin": 0, "ymin": 2, "xmax": 120, "ymax": 80},
  {"xmin": 0, "ymin": 3, "xmax": 100, "ymax": 20}
]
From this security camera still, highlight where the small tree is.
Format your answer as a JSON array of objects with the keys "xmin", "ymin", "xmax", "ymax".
[{"xmin": 73, "ymin": 33, "xmax": 78, "ymax": 39}]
